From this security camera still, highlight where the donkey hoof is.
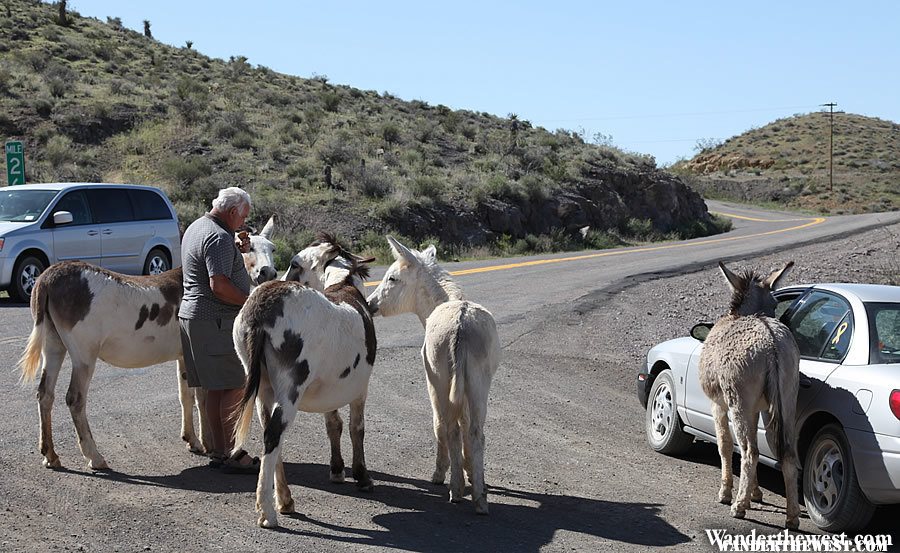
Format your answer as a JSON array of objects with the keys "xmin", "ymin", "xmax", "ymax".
[
  {"xmin": 278, "ymin": 499, "xmax": 295, "ymax": 514},
  {"xmin": 785, "ymin": 517, "xmax": 799, "ymax": 530},
  {"xmin": 258, "ymin": 513, "xmax": 279, "ymax": 529},
  {"xmin": 329, "ymin": 472, "xmax": 346, "ymax": 484},
  {"xmin": 474, "ymin": 497, "xmax": 489, "ymax": 515},
  {"xmin": 355, "ymin": 479, "xmax": 374, "ymax": 493},
  {"xmin": 730, "ymin": 506, "xmax": 746, "ymax": 519},
  {"xmin": 186, "ymin": 441, "xmax": 206, "ymax": 456},
  {"xmin": 42, "ymin": 456, "xmax": 62, "ymax": 469},
  {"xmin": 751, "ymin": 488, "xmax": 763, "ymax": 503},
  {"xmin": 718, "ymin": 491, "xmax": 732, "ymax": 505},
  {"xmin": 89, "ymin": 459, "xmax": 109, "ymax": 471},
  {"xmin": 431, "ymin": 471, "xmax": 446, "ymax": 485}
]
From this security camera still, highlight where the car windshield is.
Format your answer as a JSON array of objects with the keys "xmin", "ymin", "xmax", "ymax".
[
  {"xmin": 0, "ymin": 190, "xmax": 58, "ymax": 222},
  {"xmin": 866, "ymin": 302, "xmax": 900, "ymax": 364}
]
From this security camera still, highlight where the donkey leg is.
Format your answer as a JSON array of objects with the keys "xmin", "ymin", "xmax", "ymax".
[
  {"xmin": 66, "ymin": 359, "xmax": 107, "ymax": 470},
  {"xmin": 324, "ymin": 410, "xmax": 346, "ymax": 483},
  {"xmin": 37, "ymin": 330, "xmax": 66, "ymax": 469},
  {"xmin": 349, "ymin": 397, "xmax": 374, "ymax": 492},
  {"xmin": 446, "ymin": 418, "xmax": 466, "ymax": 503},
  {"xmin": 258, "ymin": 401, "xmax": 296, "ymax": 529},
  {"xmin": 176, "ymin": 358, "xmax": 204, "ymax": 454},
  {"xmin": 275, "ymin": 453, "xmax": 295, "ymax": 514},
  {"xmin": 711, "ymin": 400, "xmax": 733, "ymax": 504},
  {"xmin": 781, "ymin": 429, "xmax": 801, "ymax": 529},
  {"xmin": 464, "ymin": 389, "xmax": 490, "ymax": 515},
  {"xmin": 423, "ymin": 355, "xmax": 450, "ymax": 485},
  {"xmin": 730, "ymin": 407, "xmax": 758, "ymax": 519}
]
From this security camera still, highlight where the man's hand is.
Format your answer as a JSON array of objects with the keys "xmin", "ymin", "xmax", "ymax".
[{"xmin": 236, "ymin": 231, "xmax": 250, "ymax": 254}]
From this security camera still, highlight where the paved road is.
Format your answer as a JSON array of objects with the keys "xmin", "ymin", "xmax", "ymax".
[{"xmin": 0, "ymin": 201, "xmax": 898, "ymax": 552}]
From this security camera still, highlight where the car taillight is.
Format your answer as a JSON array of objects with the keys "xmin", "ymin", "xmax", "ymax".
[
  {"xmin": 890, "ymin": 390, "xmax": 900, "ymax": 421},
  {"xmin": 0, "ymin": 237, "xmax": 4, "ymax": 252}
]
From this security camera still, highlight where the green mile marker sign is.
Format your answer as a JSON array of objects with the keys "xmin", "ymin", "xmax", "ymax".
[{"xmin": 6, "ymin": 140, "xmax": 25, "ymax": 185}]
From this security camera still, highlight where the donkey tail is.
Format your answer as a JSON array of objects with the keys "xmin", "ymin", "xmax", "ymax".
[
  {"xmin": 448, "ymin": 306, "xmax": 468, "ymax": 409},
  {"xmin": 764, "ymin": 326, "xmax": 789, "ymax": 460},
  {"xmin": 17, "ymin": 275, "xmax": 50, "ymax": 383},
  {"xmin": 232, "ymin": 327, "xmax": 267, "ymax": 452}
]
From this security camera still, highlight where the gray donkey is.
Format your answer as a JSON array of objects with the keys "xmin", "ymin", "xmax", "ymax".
[{"xmin": 698, "ymin": 261, "xmax": 801, "ymax": 529}]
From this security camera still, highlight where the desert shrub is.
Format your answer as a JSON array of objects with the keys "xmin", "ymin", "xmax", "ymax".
[
  {"xmin": 212, "ymin": 110, "xmax": 253, "ymax": 140},
  {"xmin": 44, "ymin": 63, "xmax": 76, "ymax": 98},
  {"xmin": 405, "ymin": 175, "xmax": 445, "ymax": 201},
  {"xmin": 317, "ymin": 132, "xmax": 355, "ymax": 166},
  {"xmin": 162, "ymin": 156, "xmax": 212, "ymax": 186},
  {"xmin": 171, "ymin": 77, "xmax": 209, "ymax": 123},
  {"xmin": 45, "ymin": 134, "xmax": 73, "ymax": 168},
  {"xmin": 320, "ymin": 90, "xmax": 341, "ymax": 113},
  {"xmin": 32, "ymin": 95, "xmax": 54, "ymax": 117},
  {"xmin": 583, "ymin": 230, "xmax": 624, "ymax": 250},
  {"xmin": 0, "ymin": 65, "xmax": 12, "ymax": 95},
  {"xmin": 381, "ymin": 122, "xmax": 401, "ymax": 146},
  {"xmin": 344, "ymin": 162, "xmax": 394, "ymax": 198},
  {"xmin": 622, "ymin": 218, "xmax": 655, "ymax": 240},
  {"xmin": 231, "ymin": 131, "xmax": 255, "ymax": 150}
]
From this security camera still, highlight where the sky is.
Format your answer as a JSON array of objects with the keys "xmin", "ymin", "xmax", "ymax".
[{"xmin": 66, "ymin": 1, "xmax": 899, "ymax": 165}]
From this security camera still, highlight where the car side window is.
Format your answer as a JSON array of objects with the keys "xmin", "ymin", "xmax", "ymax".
[
  {"xmin": 128, "ymin": 189, "xmax": 172, "ymax": 221},
  {"xmin": 86, "ymin": 188, "xmax": 134, "ymax": 224},
  {"xmin": 866, "ymin": 303, "xmax": 900, "ymax": 364},
  {"xmin": 787, "ymin": 291, "xmax": 852, "ymax": 361},
  {"xmin": 52, "ymin": 191, "xmax": 92, "ymax": 225}
]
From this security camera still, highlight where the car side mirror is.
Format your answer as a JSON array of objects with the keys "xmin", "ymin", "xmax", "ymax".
[
  {"xmin": 691, "ymin": 322, "xmax": 713, "ymax": 342},
  {"xmin": 53, "ymin": 211, "xmax": 74, "ymax": 225}
]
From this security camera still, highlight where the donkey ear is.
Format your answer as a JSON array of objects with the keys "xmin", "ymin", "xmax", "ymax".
[
  {"xmin": 763, "ymin": 261, "xmax": 794, "ymax": 290},
  {"xmin": 386, "ymin": 236, "xmax": 417, "ymax": 265},
  {"xmin": 718, "ymin": 261, "xmax": 743, "ymax": 294},
  {"xmin": 259, "ymin": 215, "xmax": 276, "ymax": 240},
  {"xmin": 422, "ymin": 244, "xmax": 437, "ymax": 263}
]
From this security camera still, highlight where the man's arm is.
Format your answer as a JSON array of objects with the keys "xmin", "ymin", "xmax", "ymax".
[{"xmin": 209, "ymin": 274, "xmax": 248, "ymax": 305}]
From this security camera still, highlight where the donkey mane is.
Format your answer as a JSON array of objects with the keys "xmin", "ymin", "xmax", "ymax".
[
  {"xmin": 419, "ymin": 255, "xmax": 463, "ymax": 302},
  {"xmin": 727, "ymin": 268, "xmax": 765, "ymax": 315}
]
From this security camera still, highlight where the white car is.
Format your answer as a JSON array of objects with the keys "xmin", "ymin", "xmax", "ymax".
[
  {"xmin": 0, "ymin": 183, "xmax": 181, "ymax": 302},
  {"xmin": 637, "ymin": 283, "xmax": 900, "ymax": 533}
]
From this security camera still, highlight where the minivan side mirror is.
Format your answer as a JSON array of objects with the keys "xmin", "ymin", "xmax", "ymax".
[
  {"xmin": 53, "ymin": 211, "xmax": 74, "ymax": 225},
  {"xmin": 690, "ymin": 322, "xmax": 713, "ymax": 342}
]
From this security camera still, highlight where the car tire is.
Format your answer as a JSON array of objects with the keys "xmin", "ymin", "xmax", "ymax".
[
  {"xmin": 802, "ymin": 423, "xmax": 875, "ymax": 533},
  {"xmin": 10, "ymin": 255, "xmax": 46, "ymax": 303},
  {"xmin": 645, "ymin": 369, "xmax": 694, "ymax": 455},
  {"xmin": 143, "ymin": 248, "xmax": 170, "ymax": 275}
]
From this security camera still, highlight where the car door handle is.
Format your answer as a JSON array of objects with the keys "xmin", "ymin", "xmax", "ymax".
[
  {"xmin": 87, "ymin": 230, "xmax": 99, "ymax": 236},
  {"xmin": 799, "ymin": 376, "xmax": 813, "ymax": 389},
  {"xmin": 101, "ymin": 229, "xmax": 113, "ymax": 235}
]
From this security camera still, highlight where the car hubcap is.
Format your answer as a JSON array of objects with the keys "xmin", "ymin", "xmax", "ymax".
[
  {"xmin": 21, "ymin": 264, "xmax": 40, "ymax": 295},
  {"xmin": 651, "ymin": 382, "xmax": 674, "ymax": 442},
  {"xmin": 809, "ymin": 438, "xmax": 844, "ymax": 515},
  {"xmin": 149, "ymin": 257, "xmax": 167, "ymax": 274}
]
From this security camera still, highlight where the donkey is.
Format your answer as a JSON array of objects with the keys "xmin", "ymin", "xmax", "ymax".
[
  {"xmin": 232, "ymin": 240, "xmax": 376, "ymax": 528},
  {"xmin": 17, "ymin": 217, "xmax": 278, "ymax": 470},
  {"xmin": 367, "ymin": 236, "xmax": 500, "ymax": 514},
  {"xmin": 698, "ymin": 261, "xmax": 800, "ymax": 529}
]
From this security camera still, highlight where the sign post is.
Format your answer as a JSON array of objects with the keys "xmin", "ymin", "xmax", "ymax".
[{"xmin": 6, "ymin": 140, "xmax": 25, "ymax": 185}]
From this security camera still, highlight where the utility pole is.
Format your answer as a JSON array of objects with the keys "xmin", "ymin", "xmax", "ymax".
[{"xmin": 821, "ymin": 102, "xmax": 837, "ymax": 191}]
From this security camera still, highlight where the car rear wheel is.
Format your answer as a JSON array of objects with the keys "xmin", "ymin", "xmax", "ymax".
[
  {"xmin": 143, "ymin": 248, "xmax": 170, "ymax": 275},
  {"xmin": 802, "ymin": 424, "xmax": 875, "ymax": 533},
  {"xmin": 10, "ymin": 255, "xmax": 46, "ymax": 303},
  {"xmin": 645, "ymin": 370, "xmax": 694, "ymax": 455}
]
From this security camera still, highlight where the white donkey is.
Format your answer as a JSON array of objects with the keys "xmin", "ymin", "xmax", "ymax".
[
  {"xmin": 698, "ymin": 261, "xmax": 800, "ymax": 529},
  {"xmin": 17, "ymin": 217, "xmax": 278, "ymax": 470},
  {"xmin": 232, "ymin": 238, "xmax": 377, "ymax": 528},
  {"xmin": 367, "ymin": 237, "xmax": 500, "ymax": 514}
]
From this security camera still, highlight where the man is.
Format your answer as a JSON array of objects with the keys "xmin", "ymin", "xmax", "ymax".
[{"xmin": 179, "ymin": 187, "xmax": 258, "ymax": 473}]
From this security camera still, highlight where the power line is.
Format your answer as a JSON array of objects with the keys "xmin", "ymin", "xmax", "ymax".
[{"xmin": 533, "ymin": 104, "xmax": 818, "ymax": 124}]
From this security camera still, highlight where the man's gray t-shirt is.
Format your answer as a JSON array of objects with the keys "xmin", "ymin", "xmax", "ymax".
[{"xmin": 179, "ymin": 214, "xmax": 252, "ymax": 320}]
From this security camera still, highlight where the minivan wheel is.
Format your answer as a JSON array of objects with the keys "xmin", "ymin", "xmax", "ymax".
[
  {"xmin": 802, "ymin": 423, "xmax": 875, "ymax": 533},
  {"xmin": 10, "ymin": 255, "xmax": 46, "ymax": 303},
  {"xmin": 143, "ymin": 248, "xmax": 170, "ymax": 275}
]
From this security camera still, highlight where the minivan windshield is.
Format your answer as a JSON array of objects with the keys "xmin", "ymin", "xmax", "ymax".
[{"xmin": 0, "ymin": 190, "xmax": 58, "ymax": 222}]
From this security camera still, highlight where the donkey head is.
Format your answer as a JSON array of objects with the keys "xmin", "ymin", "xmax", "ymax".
[
  {"xmin": 242, "ymin": 215, "xmax": 278, "ymax": 285},
  {"xmin": 282, "ymin": 232, "xmax": 373, "ymax": 291},
  {"xmin": 719, "ymin": 261, "xmax": 794, "ymax": 317},
  {"xmin": 367, "ymin": 236, "xmax": 437, "ymax": 317}
]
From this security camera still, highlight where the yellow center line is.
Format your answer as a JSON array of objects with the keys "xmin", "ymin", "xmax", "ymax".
[
  {"xmin": 363, "ymin": 214, "xmax": 826, "ymax": 286},
  {"xmin": 709, "ymin": 210, "xmax": 809, "ymax": 223}
]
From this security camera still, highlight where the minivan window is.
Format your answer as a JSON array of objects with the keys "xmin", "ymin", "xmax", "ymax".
[
  {"xmin": 128, "ymin": 189, "xmax": 172, "ymax": 221},
  {"xmin": 0, "ymin": 190, "xmax": 58, "ymax": 222},
  {"xmin": 52, "ymin": 190, "xmax": 93, "ymax": 225},
  {"xmin": 86, "ymin": 188, "xmax": 134, "ymax": 223}
]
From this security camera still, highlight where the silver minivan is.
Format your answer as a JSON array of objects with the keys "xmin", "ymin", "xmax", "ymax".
[{"xmin": 0, "ymin": 183, "xmax": 181, "ymax": 302}]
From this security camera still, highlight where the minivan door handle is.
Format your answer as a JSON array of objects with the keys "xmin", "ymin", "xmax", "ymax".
[
  {"xmin": 101, "ymin": 228, "xmax": 113, "ymax": 235},
  {"xmin": 87, "ymin": 230, "xmax": 99, "ymax": 236}
]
